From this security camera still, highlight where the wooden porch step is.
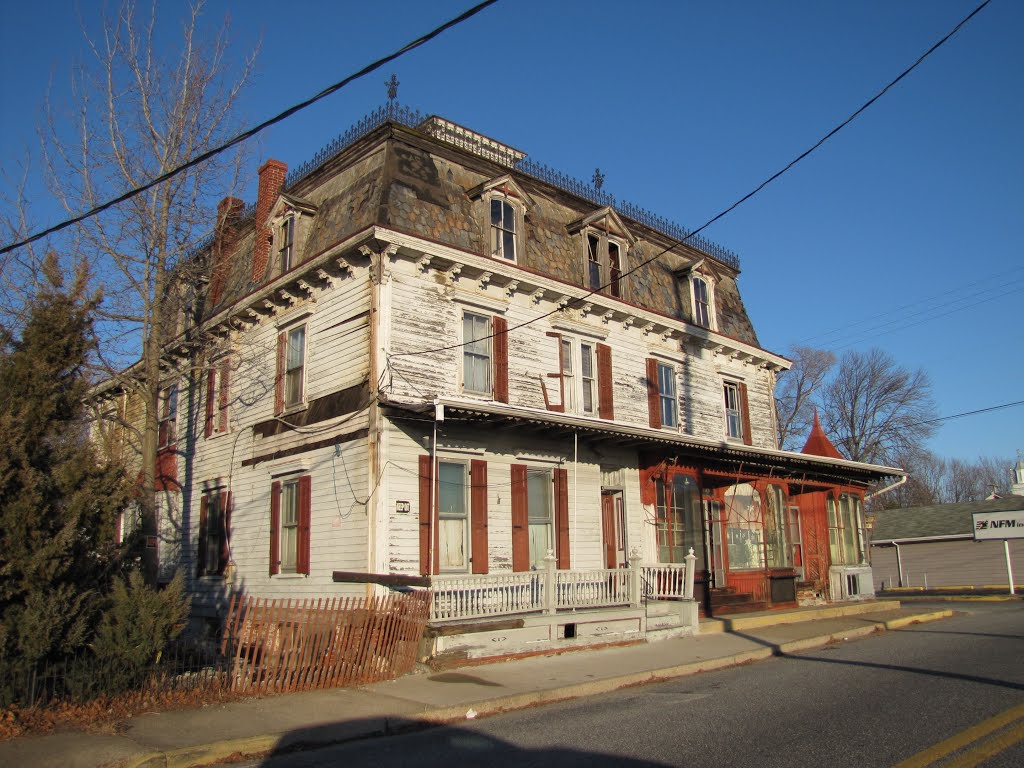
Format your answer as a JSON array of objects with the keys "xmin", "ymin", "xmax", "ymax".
[
  {"xmin": 710, "ymin": 590, "xmax": 755, "ymax": 606},
  {"xmin": 712, "ymin": 601, "xmax": 768, "ymax": 615}
]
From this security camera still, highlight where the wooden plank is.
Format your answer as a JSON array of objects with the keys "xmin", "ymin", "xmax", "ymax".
[{"xmin": 332, "ymin": 571, "xmax": 432, "ymax": 588}]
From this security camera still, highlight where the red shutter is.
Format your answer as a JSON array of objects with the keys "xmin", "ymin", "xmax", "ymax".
[
  {"xmin": 492, "ymin": 315, "xmax": 509, "ymax": 403},
  {"xmin": 218, "ymin": 359, "xmax": 230, "ymax": 433},
  {"xmin": 597, "ymin": 343, "xmax": 614, "ymax": 420},
  {"xmin": 197, "ymin": 494, "xmax": 209, "ymax": 576},
  {"xmin": 470, "ymin": 459, "xmax": 488, "ymax": 574},
  {"xmin": 739, "ymin": 382, "xmax": 753, "ymax": 446},
  {"xmin": 545, "ymin": 332, "xmax": 564, "ymax": 412},
  {"xmin": 554, "ymin": 468, "xmax": 570, "ymax": 570},
  {"xmin": 274, "ymin": 332, "xmax": 286, "ymax": 415},
  {"xmin": 297, "ymin": 475, "xmax": 312, "ymax": 575},
  {"xmin": 269, "ymin": 481, "xmax": 281, "ymax": 575},
  {"xmin": 204, "ymin": 370, "xmax": 216, "ymax": 438},
  {"xmin": 219, "ymin": 491, "xmax": 231, "ymax": 576},
  {"xmin": 418, "ymin": 455, "xmax": 436, "ymax": 576},
  {"xmin": 646, "ymin": 357, "xmax": 661, "ymax": 429},
  {"xmin": 510, "ymin": 464, "xmax": 529, "ymax": 572}
]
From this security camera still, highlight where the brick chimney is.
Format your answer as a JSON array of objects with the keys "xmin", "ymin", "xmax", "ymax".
[
  {"xmin": 252, "ymin": 159, "xmax": 287, "ymax": 283},
  {"xmin": 210, "ymin": 196, "xmax": 244, "ymax": 306}
]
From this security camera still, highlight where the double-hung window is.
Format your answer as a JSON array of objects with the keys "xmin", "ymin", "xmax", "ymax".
[
  {"xmin": 693, "ymin": 276, "xmax": 712, "ymax": 328},
  {"xmin": 284, "ymin": 326, "xmax": 306, "ymax": 409},
  {"xmin": 527, "ymin": 469, "xmax": 553, "ymax": 570},
  {"xmin": 438, "ymin": 461, "xmax": 469, "ymax": 572},
  {"xmin": 724, "ymin": 381, "xmax": 744, "ymax": 441},
  {"xmin": 279, "ymin": 479, "xmax": 300, "ymax": 572},
  {"xmin": 158, "ymin": 385, "xmax": 178, "ymax": 448},
  {"xmin": 580, "ymin": 343, "xmax": 596, "ymax": 415},
  {"xmin": 270, "ymin": 474, "xmax": 311, "ymax": 576},
  {"xmin": 586, "ymin": 232, "xmax": 625, "ymax": 298},
  {"xmin": 279, "ymin": 216, "xmax": 295, "ymax": 273},
  {"xmin": 462, "ymin": 312, "xmax": 492, "ymax": 395},
  {"xmin": 490, "ymin": 199, "xmax": 517, "ymax": 261},
  {"xmin": 658, "ymin": 362, "xmax": 677, "ymax": 428}
]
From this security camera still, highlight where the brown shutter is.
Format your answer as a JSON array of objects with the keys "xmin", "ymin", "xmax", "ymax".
[
  {"xmin": 739, "ymin": 382, "xmax": 753, "ymax": 446},
  {"xmin": 219, "ymin": 491, "xmax": 231, "ymax": 576},
  {"xmin": 511, "ymin": 464, "xmax": 529, "ymax": 572},
  {"xmin": 418, "ymin": 455, "xmax": 436, "ymax": 576},
  {"xmin": 218, "ymin": 359, "xmax": 230, "ymax": 433},
  {"xmin": 646, "ymin": 357, "xmax": 662, "ymax": 429},
  {"xmin": 197, "ymin": 493, "xmax": 209, "ymax": 576},
  {"xmin": 554, "ymin": 468, "xmax": 570, "ymax": 570},
  {"xmin": 545, "ymin": 332, "xmax": 564, "ymax": 412},
  {"xmin": 269, "ymin": 481, "xmax": 281, "ymax": 575},
  {"xmin": 492, "ymin": 315, "xmax": 509, "ymax": 403},
  {"xmin": 274, "ymin": 332, "xmax": 286, "ymax": 415},
  {"xmin": 597, "ymin": 343, "xmax": 614, "ymax": 420},
  {"xmin": 205, "ymin": 370, "xmax": 216, "ymax": 438},
  {"xmin": 470, "ymin": 459, "xmax": 488, "ymax": 574},
  {"xmin": 297, "ymin": 475, "xmax": 312, "ymax": 575}
]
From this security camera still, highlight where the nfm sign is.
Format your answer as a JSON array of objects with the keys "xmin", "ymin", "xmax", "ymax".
[{"xmin": 972, "ymin": 509, "xmax": 1024, "ymax": 596}]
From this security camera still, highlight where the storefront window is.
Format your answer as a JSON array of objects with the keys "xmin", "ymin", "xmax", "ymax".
[
  {"xmin": 763, "ymin": 484, "xmax": 791, "ymax": 568},
  {"xmin": 654, "ymin": 475, "xmax": 704, "ymax": 566},
  {"xmin": 724, "ymin": 483, "xmax": 763, "ymax": 570}
]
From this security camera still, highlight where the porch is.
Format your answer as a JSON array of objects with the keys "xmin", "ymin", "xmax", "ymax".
[{"xmin": 421, "ymin": 552, "xmax": 699, "ymax": 663}]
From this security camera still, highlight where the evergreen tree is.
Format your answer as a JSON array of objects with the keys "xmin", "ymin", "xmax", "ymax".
[{"xmin": 0, "ymin": 257, "xmax": 132, "ymax": 670}]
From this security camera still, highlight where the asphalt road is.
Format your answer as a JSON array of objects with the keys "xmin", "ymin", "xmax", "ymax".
[{"xmin": 254, "ymin": 602, "xmax": 1024, "ymax": 767}]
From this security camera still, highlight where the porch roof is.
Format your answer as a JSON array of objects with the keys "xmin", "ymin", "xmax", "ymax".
[{"xmin": 383, "ymin": 396, "xmax": 904, "ymax": 490}]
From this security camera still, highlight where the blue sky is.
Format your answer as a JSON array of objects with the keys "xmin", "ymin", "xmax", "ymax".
[{"xmin": 1, "ymin": 0, "xmax": 1021, "ymax": 466}]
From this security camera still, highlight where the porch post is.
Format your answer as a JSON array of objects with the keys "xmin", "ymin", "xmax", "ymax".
[
  {"xmin": 685, "ymin": 547, "xmax": 696, "ymax": 600},
  {"xmin": 629, "ymin": 549, "xmax": 642, "ymax": 608},
  {"xmin": 544, "ymin": 550, "xmax": 557, "ymax": 614}
]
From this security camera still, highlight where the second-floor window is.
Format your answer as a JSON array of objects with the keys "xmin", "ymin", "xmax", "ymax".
[
  {"xmin": 158, "ymin": 384, "xmax": 178, "ymax": 448},
  {"xmin": 580, "ymin": 342, "xmax": 596, "ymax": 415},
  {"xmin": 546, "ymin": 335, "xmax": 612, "ymax": 418},
  {"xmin": 490, "ymin": 199, "xmax": 517, "ymax": 261},
  {"xmin": 658, "ymin": 362, "xmax": 677, "ymax": 428},
  {"xmin": 724, "ymin": 381, "xmax": 746, "ymax": 442},
  {"xmin": 462, "ymin": 312, "xmax": 492, "ymax": 395},
  {"xmin": 279, "ymin": 216, "xmax": 295, "ymax": 273},
  {"xmin": 205, "ymin": 358, "xmax": 231, "ymax": 438},
  {"xmin": 276, "ymin": 325, "xmax": 306, "ymax": 414}
]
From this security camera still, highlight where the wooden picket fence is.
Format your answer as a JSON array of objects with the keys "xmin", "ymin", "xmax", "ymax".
[{"xmin": 220, "ymin": 592, "xmax": 430, "ymax": 693}]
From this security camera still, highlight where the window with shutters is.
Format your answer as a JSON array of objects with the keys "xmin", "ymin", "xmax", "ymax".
[
  {"xmin": 544, "ymin": 334, "xmax": 613, "ymax": 418},
  {"xmin": 197, "ymin": 487, "xmax": 229, "ymax": 577},
  {"xmin": 462, "ymin": 311, "xmax": 492, "ymax": 395},
  {"xmin": 204, "ymin": 358, "xmax": 231, "ymax": 438},
  {"xmin": 527, "ymin": 468, "xmax": 553, "ymax": 570},
  {"xmin": 438, "ymin": 461, "xmax": 469, "ymax": 572},
  {"xmin": 657, "ymin": 362, "xmax": 677, "ymax": 428},
  {"xmin": 270, "ymin": 474, "xmax": 311, "ymax": 576},
  {"xmin": 276, "ymin": 325, "xmax": 306, "ymax": 414}
]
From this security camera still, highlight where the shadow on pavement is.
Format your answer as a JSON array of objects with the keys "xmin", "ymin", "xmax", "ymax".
[{"xmin": 255, "ymin": 716, "xmax": 669, "ymax": 767}]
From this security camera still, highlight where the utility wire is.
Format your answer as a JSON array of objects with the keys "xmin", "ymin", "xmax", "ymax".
[
  {"xmin": 391, "ymin": 0, "xmax": 993, "ymax": 360},
  {"xmin": 916, "ymin": 399, "xmax": 1024, "ymax": 426},
  {"xmin": 0, "ymin": 0, "xmax": 501, "ymax": 257}
]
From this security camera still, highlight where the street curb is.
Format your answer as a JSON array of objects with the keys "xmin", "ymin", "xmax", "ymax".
[{"xmin": 111, "ymin": 609, "xmax": 954, "ymax": 768}]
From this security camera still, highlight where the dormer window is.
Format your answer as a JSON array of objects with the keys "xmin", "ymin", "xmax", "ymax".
[
  {"xmin": 279, "ymin": 216, "xmax": 295, "ymax": 273},
  {"xmin": 586, "ymin": 231, "xmax": 625, "ymax": 299},
  {"xmin": 490, "ymin": 199, "xmax": 517, "ymax": 261},
  {"xmin": 689, "ymin": 270, "xmax": 717, "ymax": 330}
]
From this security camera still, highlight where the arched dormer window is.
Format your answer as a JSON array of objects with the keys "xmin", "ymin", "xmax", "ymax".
[
  {"xmin": 690, "ymin": 270, "xmax": 717, "ymax": 330},
  {"xmin": 469, "ymin": 175, "xmax": 532, "ymax": 265},
  {"xmin": 490, "ymin": 197, "xmax": 519, "ymax": 261},
  {"xmin": 567, "ymin": 207, "xmax": 635, "ymax": 301}
]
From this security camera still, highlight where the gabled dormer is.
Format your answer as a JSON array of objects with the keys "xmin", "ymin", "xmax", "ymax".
[
  {"xmin": 675, "ymin": 256, "xmax": 724, "ymax": 331},
  {"xmin": 468, "ymin": 175, "xmax": 534, "ymax": 264},
  {"xmin": 266, "ymin": 193, "xmax": 319, "ymax": 280},
  {"xmin": 567, "ymin": 207, "xmax": 636, "ymax": 301}
]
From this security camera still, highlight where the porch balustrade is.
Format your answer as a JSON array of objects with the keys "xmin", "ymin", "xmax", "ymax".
[{"xmin": 428, "ymin": 549, "xmax": 696, "ymax": 623}]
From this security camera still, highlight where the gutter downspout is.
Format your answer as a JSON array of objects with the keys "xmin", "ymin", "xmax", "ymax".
[
  {"xmin": 573, "ymin": 431, "xmax": 578, "ymax": 569},
  {"xmin": 865, "ymin": 474, "xmax": 907, "ymax": 501},
  {"xmin": 431, "ymin": 399, "xmax": 442, "ymax": 577},
  {"xmin": 893, "ymin": 541, "xmax": 904, "ymax": 588}
]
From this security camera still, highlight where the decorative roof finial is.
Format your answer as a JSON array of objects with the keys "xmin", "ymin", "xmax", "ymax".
[
  {"xmin": 592, "ymin": 167, "xmax": 605, "ymax": 191},
  {"xmin": 386, "ymin": 73, "xmax": 400, "ymax": 104}
]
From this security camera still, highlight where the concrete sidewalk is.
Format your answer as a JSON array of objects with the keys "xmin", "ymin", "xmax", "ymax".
[{"xmin": 0, "ymin": 601, "xmax": 953, "ymax": 768}]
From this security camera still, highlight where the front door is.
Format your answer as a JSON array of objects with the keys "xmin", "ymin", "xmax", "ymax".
[{"xmin": 601, "ymin": 491, "xmax": 626, "ymax": 568}]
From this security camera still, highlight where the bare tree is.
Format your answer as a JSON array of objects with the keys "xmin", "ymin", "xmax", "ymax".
[
  {"xmin": 820, "ymin": 348, "xmax": 938, "ymax": 466},
  {"xmin": 774, "ymin": 345, "xmax": 835, "ymax": 451},
  {"xmin": 38, "ymin": 0, "xmax": 255, "ymax": 583}
]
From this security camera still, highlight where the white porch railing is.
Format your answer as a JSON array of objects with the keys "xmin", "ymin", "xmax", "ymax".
[{"xmin": 428, "ymin": 549, "xmax": 696, "ymax": 623}]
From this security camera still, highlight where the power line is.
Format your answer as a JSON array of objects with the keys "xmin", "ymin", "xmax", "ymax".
[
  {"xmin": 917, "ymin": 399, "xmax": 1024, "ymax": 426},
  {"xmin": 391, "ymin": 0, "xmax": 993, "ymax": 360},
  {"xmin": 0, "ymin": 0, "xmax": 501, "ymax": 257}
]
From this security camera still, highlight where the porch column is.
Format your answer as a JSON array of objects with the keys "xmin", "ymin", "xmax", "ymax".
[
  {"xmin": 629, "ymin": 549, "xmax": 642, "ymax": 608},
  {"xmin": 685, "ymin": 547, "xmax": 697, "ymax": 600},
  {"xmin": 544, "ymin": 550, "xmax": 557, "ymax": 614}
]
